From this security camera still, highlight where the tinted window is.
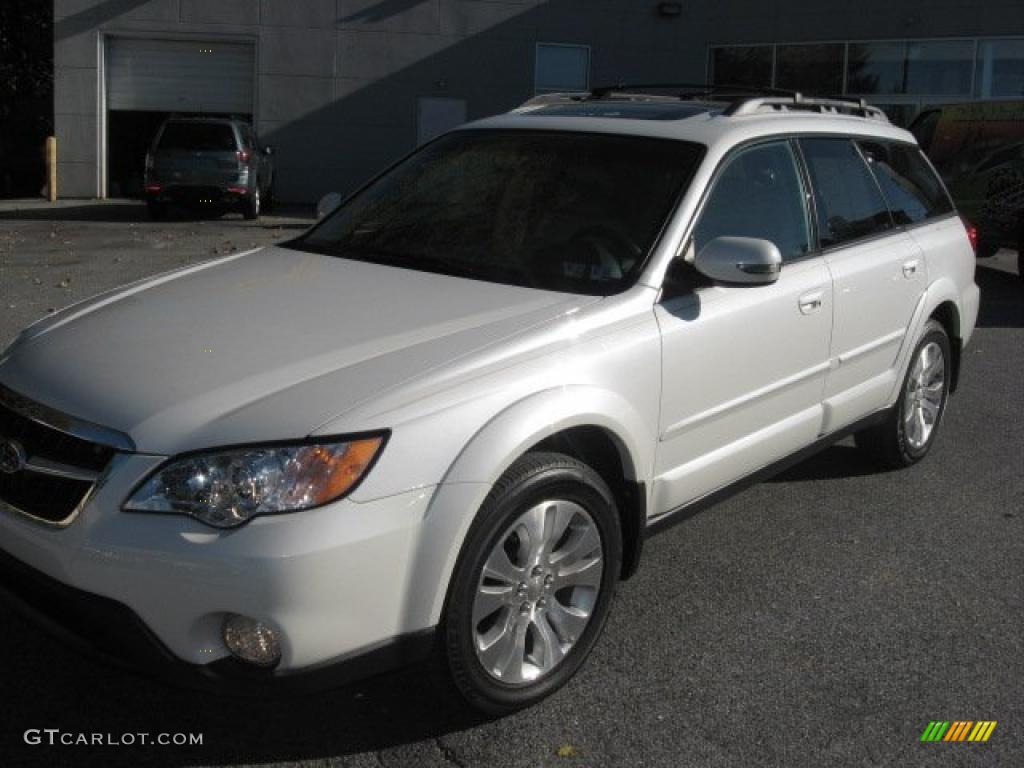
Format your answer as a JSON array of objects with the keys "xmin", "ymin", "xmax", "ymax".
[
  {"xmin": 710, "ymin": 46, "xmax": 773, "ymax": 89},
  {"xmin": 293, "ymin": 131, "xmax": 703, "ymax": 295},
  {"xmin": 694, "ymin": 141, "xmax": 811, "ymax": 262},
  {"xmin": 858, "ymin": 140, "xmax": 954, "ymax": 224},
  {"xmin": 799, "ymin": 138, "xmax": 893, "ymax": 248},
  {"xmin": 775, "ymin": 43, "xmax": 844, "ymax": 95},
  {"xmin": 157, "ymin": 122, "xmax": 237, "ymax": 152}
]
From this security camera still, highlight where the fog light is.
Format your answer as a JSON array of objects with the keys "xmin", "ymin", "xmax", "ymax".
[{"xmin": 222, "ymin": 614, "xmax": 281, "ymax": 668}]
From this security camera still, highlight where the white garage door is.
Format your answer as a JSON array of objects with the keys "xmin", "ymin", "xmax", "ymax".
[{"xmin": 107, "ymin": 38, "xmax": 254, "ymax": 113}]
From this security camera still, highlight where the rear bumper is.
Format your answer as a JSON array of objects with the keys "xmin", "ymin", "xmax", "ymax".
[
  {"xmin": 0, "ymin": 544, "xmax": 437, "ymax": 695},
  {"xmin": 146, "ymin": 185, "xmax": 251, "ymax": 206}
]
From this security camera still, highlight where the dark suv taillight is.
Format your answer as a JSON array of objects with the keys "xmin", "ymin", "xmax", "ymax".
[{"xmin": 236, "ymin": 149, "xmax": 252, "ymax": 166}]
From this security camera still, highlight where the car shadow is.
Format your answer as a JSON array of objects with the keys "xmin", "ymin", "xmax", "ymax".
[
  {"xmin": 769, "ymin": 444, "xmax": 889, "ymax": 483},
  {"xmin": 975, "ymin": 261, "xmax": 1024, "ymax": 329}
]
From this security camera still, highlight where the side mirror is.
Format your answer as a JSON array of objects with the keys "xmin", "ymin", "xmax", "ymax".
[
  {"xmin": 316, "ymin": 192, "xmax": 342, "ymax": 219},
  {"xmin": 693, "ymin": 236, "xmax": 782, "ymax": 285},
  {"xmin": 262, "ymin": 145, "xmax": 273, "ymax": 156}
]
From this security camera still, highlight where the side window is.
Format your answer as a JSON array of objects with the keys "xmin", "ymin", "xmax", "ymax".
[
  {"xmin": 858, "ymin": 140, "xmax": 954, "ymax": 225},
  {"xmin": 799, "ymin": 138, "xmax": 893, "ymax": 248},
  {"xmin": 693, "ymin": 141, "xmax": 811, "ymax": 262}
]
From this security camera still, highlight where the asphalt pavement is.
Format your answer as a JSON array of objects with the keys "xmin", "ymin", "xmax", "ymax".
[{"xmin": 0, "ymin": 200, "xmax": 1021, "ymax": 768}]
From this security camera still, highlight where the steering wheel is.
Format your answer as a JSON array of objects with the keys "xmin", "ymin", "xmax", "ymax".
[{"xmin": 568, "ymin": 224, "xmax": 643, "ymax": 280}]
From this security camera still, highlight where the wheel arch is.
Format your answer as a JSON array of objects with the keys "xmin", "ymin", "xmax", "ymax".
[
  {"xmin": 928, "ymin": 299, "xmax": 962, "ymax": 392},
  {"xmin": 403, "ymin": 387, "xmax": 655, "ymax": 632}
]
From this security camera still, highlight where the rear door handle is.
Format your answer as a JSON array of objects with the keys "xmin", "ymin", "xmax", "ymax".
[
  {"xmin": 902, "ymin": 259, "xmax": 920, "ymax": 278},
  {"xmin": 799, "ymin": 290, "xmax": 824, "ymax": 315}
]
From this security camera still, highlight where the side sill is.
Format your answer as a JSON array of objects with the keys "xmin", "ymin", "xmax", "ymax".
[{"xmin": 644, "ymin": 408, "xmax": 890, "ymax": 538}]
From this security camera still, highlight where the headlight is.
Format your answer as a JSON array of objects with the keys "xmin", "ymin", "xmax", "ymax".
[{"xmin": 123, "ymin": 435, "xmax": 386, "ymax": 528}]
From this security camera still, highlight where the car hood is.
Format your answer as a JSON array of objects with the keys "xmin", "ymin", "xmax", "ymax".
[{"xmin": 0, "ymin": 246, "xmax": 594, "ymax": 455}]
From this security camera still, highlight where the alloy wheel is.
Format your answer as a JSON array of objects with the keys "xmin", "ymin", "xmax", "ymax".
[
  {"xmin": 472, "ymin": 499, "xmax": 603, "ymax": 685},
  {"xmin": 903, "ymin": 340, "xmax": 945, "ymax": 450}
]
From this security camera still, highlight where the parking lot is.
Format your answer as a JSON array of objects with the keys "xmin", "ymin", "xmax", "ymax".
[{"xmin": 0, "ymin": 200, "xmax": 1021, "ymax": 768}]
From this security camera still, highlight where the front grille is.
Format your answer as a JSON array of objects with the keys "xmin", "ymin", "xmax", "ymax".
[
  {"xmin": 0, "ymin": 471, "xmax": 93, "ymax": 524},
  {"xmin": 0, "ymin": 399, "xmax": 113, "ymax": 471},
  {"xmin": 0, "ymin": 399, "xmax": 117, "ymax": 525}
]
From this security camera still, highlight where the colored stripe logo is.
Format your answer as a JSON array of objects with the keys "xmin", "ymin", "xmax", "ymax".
[{"xmin": 920, "ymin": 721, "xmax": 997, "ymax": 742}]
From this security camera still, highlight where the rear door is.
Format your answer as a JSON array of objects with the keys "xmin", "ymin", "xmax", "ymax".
[
  {"xmin": 798, "ymin": 137, "xmax": 928, "ymax": 432},
  {"xmin": 152, "ymin": 121, "xmax": 240, "ymax": 188}
]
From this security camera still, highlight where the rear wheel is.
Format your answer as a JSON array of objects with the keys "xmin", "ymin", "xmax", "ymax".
[
  {"xmin": 855, "ymin": 319, "xmax": 950, "ymax": 468},
  {"xmin": 243, "ymin": 187, "xmax": 261, "ymax": 220},
  {"xmin": 444, "ymin": 452, "xmax": 621, "ymax": 714}
]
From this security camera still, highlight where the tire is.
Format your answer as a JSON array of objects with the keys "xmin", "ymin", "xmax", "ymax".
[
  {"xmin": 146, "ymin": 201, "xmax": 166, "ymax": 220},
  {"xmin": 444, "ymin": 451, "xmax": 622, "ymax": 715},
  {"xmin": 855, "ymin": 319, "xmax": 951, "ymax": 469},
  {"xmin": 243, "ymin": 188, "xmax": 261, "ymax": 220}
]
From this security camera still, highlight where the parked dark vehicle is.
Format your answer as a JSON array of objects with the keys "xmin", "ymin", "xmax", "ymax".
[
  {"xmin": 911, "ymin": 101, "xmax": 1024, "ymax": 279},
  {"xmin": 144, "ymin": 117, "xmax": 274, "ymax": 220}
]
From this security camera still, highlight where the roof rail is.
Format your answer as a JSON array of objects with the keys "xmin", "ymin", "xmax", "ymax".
[
  {"xmin": 588, "ymin": 82, "xmax": 799, "ymax": 101},
  {"xmin": 511, "ymin": 83, "xmax": 801, "ymax": 112},
  {"xmin": 724, "ymin": 94, "xmax": 889, "ymax": 122},
  {"xmin": 511, "ymin": 91, "xmax": 590, "ymax": 112}
]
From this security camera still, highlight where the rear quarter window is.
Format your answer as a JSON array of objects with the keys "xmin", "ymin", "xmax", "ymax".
[
  {"xmin": 857, "ymin": 140, "xmax": 954, "ymax": 225},
  {"xmin": 157, "ymin": 123, "xmax": 238, "ymax": 152}
]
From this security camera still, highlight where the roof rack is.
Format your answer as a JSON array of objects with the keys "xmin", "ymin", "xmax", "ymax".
[
  {"xmin": 512, "ymin": 83, "xmax": 799, "ymax": 113},
  {"xmin": 511, "ymin": 85, "xmax": 890, "ymax": 124},
  {"xmin": 587, "ymin": 82, "xmax": 799, "ymax": 101},
  {"xmin": 724, "ymin": 94, "xmax": 889, "ymax": 122}
]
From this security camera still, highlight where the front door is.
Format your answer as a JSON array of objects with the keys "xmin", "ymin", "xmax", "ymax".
[{"xmin": 653, "ymin": 140, "xmax": 833, "ymax": 516}]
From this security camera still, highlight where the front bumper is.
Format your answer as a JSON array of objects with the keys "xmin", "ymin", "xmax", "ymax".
[
  {"xmin": 0, "ymin": 543, "xmax": 436, "ymax": 693},
  {"xmin": 0, "ymin": 452, "xmax": 456, "ymax": 688}
]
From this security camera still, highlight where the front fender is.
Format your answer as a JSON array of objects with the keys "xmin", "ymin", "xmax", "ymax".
[{"xmin": 399, "ymin": 386, "xmax": 656, "ymax": 631}]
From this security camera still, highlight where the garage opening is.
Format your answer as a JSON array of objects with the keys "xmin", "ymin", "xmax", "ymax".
[{"xmin": 105, "ymin": 38, "xmax": 254, "ymax": 198}]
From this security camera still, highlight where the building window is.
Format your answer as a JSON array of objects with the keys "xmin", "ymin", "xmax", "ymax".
[
  {"xmin": 535, "ymin": 43, "xmax": 590, "ymax": 94},
  {"xmin": 710, "ymin": 45, "xmax": 773, "ymax": 88},
  {"xmin": 846, "ymin": 41, "xmax": 908, "ymax": 95},
  {"xmin": 976, "ymin": 39, "xmax": 1024, "ymax": 98},
  {"xmin": 775, "ymin": 43, "xmax": 844, "ymax": 95},
  {"xmin": 905, "ymin": 40, "xmax": 974, "ymax": 96}
]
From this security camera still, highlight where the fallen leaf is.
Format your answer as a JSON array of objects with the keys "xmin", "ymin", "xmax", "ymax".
[{"xmin": 556, "ymin": 745, "xmax": 577, "ymax": 758}]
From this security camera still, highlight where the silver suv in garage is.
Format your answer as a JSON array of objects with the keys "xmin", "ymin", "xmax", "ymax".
[
  {"xmin": 144, "ymin": 116, "xmax": 274, "ymax": 220},
  {"xmin": 0, "ymin": 88, "xmax": 979, "ymax": 714}
]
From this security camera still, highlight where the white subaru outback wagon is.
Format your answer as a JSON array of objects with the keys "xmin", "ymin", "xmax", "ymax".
[{"xmin": 0, "ymin": 88, "xmax": 979, "ymax": 713}]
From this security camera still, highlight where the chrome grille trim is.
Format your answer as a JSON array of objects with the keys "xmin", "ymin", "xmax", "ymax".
[{"xmin": 0, "ymin": 382, "xmax": 135, "ymax": 452}]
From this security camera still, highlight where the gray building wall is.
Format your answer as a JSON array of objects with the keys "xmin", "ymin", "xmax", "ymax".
[{"xmin": 54, "ymin": 0, "xmax": 1024, "ymax": 202}]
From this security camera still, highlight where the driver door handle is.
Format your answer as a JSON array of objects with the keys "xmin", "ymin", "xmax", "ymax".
[{"xmin": 799, "ymin": 290, "xmax": 824, "ymax": 315}]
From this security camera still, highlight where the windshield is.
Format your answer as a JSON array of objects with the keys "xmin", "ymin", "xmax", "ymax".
[{"xmin": 290, "ymin": 130, "xmax": 703, "ymax": 294}]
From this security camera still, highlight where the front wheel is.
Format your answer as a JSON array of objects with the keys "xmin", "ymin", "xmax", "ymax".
[
  {"xmin": 855, "ymin": 319, "xmax": 951, "ymax": 468},
  {"xmin": 444, "ymin": 452, "xmax": 621, "ymax": 714}
]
